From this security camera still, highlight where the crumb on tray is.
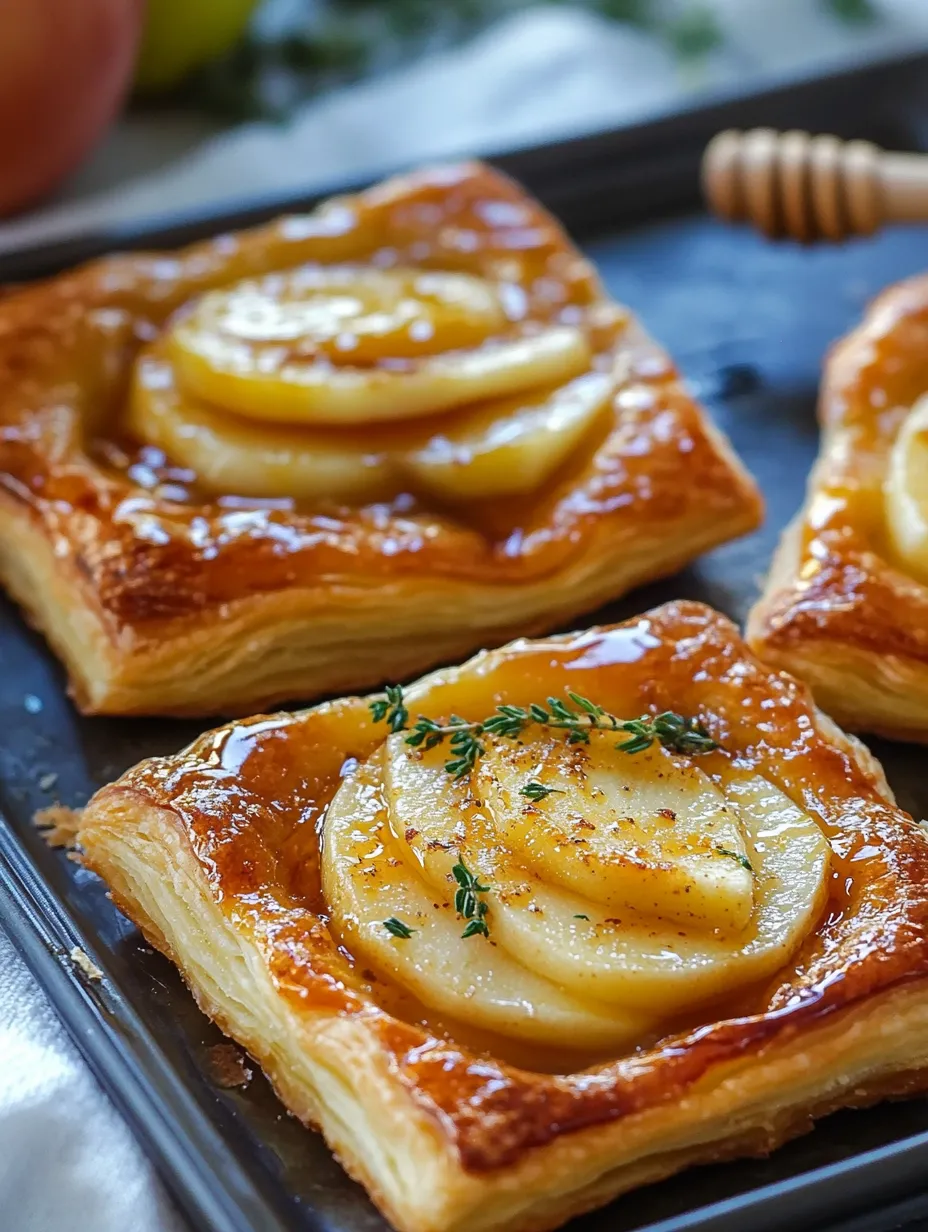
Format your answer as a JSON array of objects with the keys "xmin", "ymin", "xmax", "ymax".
[
  {"xmin": 34, "ymin": 805, "xmax": 83, "ymax": 848},
  {"xmin": 207, "ymin": 1043, "xmax": 254, "ymax": 1089},
  {"xmin": 69, "ymin": 946, "xmax": 103, "ymax": 982}
]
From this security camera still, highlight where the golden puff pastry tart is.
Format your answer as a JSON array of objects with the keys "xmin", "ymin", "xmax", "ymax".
[
  {"xmin": 0, "ymin": 162, "xmax": 761, "ymax": 716},
  {"xmin": 748, "ymin": 274, "xmax": 928, "ymax": 741},
  {"xmin": 79, "ymin": 600, "xmax": 928, "ymax": 1232}
]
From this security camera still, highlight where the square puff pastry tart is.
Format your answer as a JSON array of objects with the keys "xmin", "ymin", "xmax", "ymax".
[
  {"xmin": 79, "ymin": 600, "xmax": 928, "ymax": 1232},
  {"xmin": 748, "ymin": 273, "xmax": 928, "ymax": 740},
  {"xmin": 0, "ymin": 162, "xmax": 760, "ymax": 716}
]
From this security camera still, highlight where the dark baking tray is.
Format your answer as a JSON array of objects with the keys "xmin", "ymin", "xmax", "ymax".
[{"xmin": 4, "ymin": 47, "xmax": 928, "ymax": 1232}]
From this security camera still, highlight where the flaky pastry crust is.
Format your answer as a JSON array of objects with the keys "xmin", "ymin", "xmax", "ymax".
[
  {"xmin": 0, "ymin": 162, "xmax": 760, "ymax": 716},
  {"xmin": 748, "ymin": 274, "xmax": 928, "ymax": 740},
  {"xmin": 79, "ymin": 600, "xmax": 928, "ymax": 1232}
]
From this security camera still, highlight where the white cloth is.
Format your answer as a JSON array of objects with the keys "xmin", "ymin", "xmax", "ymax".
[
  {"xmin": 0, "ymin": 929, "xmax": 180, "ymax": 1231},
  {"xmin": 2, "ymin": 5, "xmax": 928, "ymax": 1231}
]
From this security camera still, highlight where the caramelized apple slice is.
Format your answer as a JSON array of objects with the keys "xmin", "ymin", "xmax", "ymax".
[
  {"xmin": 373, "ymin": 735, "xmax": 829, "ymax": 1015},
  {"xmin": 128, "ymin": 350, "xmax": 396, "ymax": 502},
  {"xmin": 129, "ymin": 346, "xmax": 605, "ymax": 503},
  {"xmin": 479, "ymin": 732, "xmax": 753, "ymax": 930},
  {"xmin": 475, "ymin": 771, "xmax": 829, "ymax": 1011},
  {"xmin": 323, "ymin": 751, "xmax": 649, "ymax": 1048},
  {"xmin": 885, "ymin": 393, "xmax": 928, "ymax": 584},
  {"xmin": 401, "ymin": 372, "xmax": 611, "ymax": 501},
  {"xmin": 168, "ymin": 265, "xmax": 590, "ymax": 425}
]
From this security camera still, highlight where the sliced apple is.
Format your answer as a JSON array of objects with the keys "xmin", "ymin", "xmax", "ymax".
[
  {"xmin": 322, "ymin": 752, "xmax": 650, "ymax": 1049},
  {"xmin": 167, "ymin": 265, "xmax": 590, "ymax": 426},
  {"xmin": 129, "ymin": 343, "xmax": 604, "ymax": 503},
  {"xmin": 400, "ymin": 371, "xmax": 611, "ymax": 501},
  {"xmin": 477, "ymin": 770, "xmax": 829, "ymax": 1012},
  {"xmin": 128, "ymin": 349, "xmax": 397, "ymax": 503},
  {"xmin": 377, "ymin": 735, "xmax": 829, "ymax": 1015},
  {"xmin": 478, "ymin": 731, "xmax": 753, "ymax": 931},
  {"xmin": 885, "ymin": 393, "xmax": 928, "ymax": 584}
]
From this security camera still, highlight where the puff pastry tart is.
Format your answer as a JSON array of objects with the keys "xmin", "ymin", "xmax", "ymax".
[
  {"xmin": 748, "ymin": 274, "xmax": 928, "ymax": 741},
  {"xmin": 0, "ymin": 162, "xmax": 760, "ymax": 716},
  {"xmin": 79, "ymin": 600, "xmax": 928, "ymax": 1232}
]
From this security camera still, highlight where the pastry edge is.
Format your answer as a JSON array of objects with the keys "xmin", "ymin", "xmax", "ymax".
[
  {"xmin": 0, "ymin": 485, "xmax": 760, "ymax": 717},
  {"xmin": 747, "ymin": 272, "xmax": 928, "ymax": 744},
  {"xmin": 748, "ymin": 512, "xmax": 928, "ymax": 743},
  {"xmin": 80, "ymin": 773, "xmax": 928, "ymax": 1232}
]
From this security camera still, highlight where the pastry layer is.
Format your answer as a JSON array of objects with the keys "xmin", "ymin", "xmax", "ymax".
[
  {"xmin": 0, "ymin": 162, "xmax": 760, "ymax": 715},
  {"xmin": 748, "ymin": 273, "xmax": 928, "ymax": 740},
  {"xmin": 79, "ymin": 600, "xmax": 928, "ymax": 1232}
]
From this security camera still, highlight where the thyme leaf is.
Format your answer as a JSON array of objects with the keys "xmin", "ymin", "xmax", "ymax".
[
  {"xmin": 617, "ymin": 711, "xmax": 718, "ymax": 756},
  {"xmin": 382, "ymin": 916, "xmax": 416, "ymax": 939},
  {"xmin": 369, "ymin": 684, "xmax": 408, "ymax": 733},
  {"xmin": 519, "ymin": 780, "xmax": 566, "ymax": 801},
  {"xmin": 452, "ymin": 859, "xmax": 491, "ymax": 939},
  {"xmin": 715, "ymin": 847, "xmax": 754, "ymax": 874}
]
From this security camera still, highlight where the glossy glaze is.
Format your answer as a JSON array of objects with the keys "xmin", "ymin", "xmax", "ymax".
[
  {"xmin": 0, "ymin": 164, "xmax": 759, "ymax": 632},
  {"xmin": 108, "ymin": 601, "xmax": 928, "ymax": 1170},
  {"xmin": 758, "ymin": 273, "xmax": 928, "ymax": 661}
]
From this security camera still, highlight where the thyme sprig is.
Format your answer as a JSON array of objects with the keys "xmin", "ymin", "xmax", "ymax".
[
  {"xmin": 370, "ymin": 686, "xmax": 718, "ymax": 778},
  {"xmin": 452, "ymin": 860, "xmax": 491, "ymax": 939}
]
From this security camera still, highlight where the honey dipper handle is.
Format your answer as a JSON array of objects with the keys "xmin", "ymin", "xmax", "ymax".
[
  {"xmin": 702, "ymin": 128, "xmax": 928, "ymax": 242},
  {"xmin": 882, "ymin": 150, "xmax": 928, "ymax": 224}
]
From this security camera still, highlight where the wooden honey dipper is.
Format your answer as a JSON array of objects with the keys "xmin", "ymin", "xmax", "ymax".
[{"xmin": 702, "ymin": 128, "xmax": 928, "ymax": 242}]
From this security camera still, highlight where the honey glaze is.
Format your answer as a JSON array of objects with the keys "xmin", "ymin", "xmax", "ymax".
[
  {"xmin": 0, "ymin": 164, "xmax": 759, "ymax": 631},
  {"xmin": 766, "ymin": 274, "xmax": 928, "ymax": 659},
  {"xmin": 115, "ymin": 602, "xmax": 928, "ymax": 1165}
]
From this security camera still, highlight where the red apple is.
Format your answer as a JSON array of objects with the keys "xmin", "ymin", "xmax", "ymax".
[{"xmin": 0, "ymin": 0, "xmax": 145, "ymax": 217}]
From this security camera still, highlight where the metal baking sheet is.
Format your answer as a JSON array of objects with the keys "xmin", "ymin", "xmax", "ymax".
[{"xmin": 3, "ymin": 50, "xmax": 928, "ymax": 1232}]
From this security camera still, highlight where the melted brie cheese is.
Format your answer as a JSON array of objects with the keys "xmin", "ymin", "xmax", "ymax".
[
  {"xmin": 322, "ymin": 729, "xmax": 830, "ymax": 1049},
  {"xmin": 166, "ymin": 265, "xmax": 590, "ymax": 426}
]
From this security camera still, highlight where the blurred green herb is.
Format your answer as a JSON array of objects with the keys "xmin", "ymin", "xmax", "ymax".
[
  {"xmin": 663, "ymin": 4, "xmax": 722, "ymax": 60},
  {"xmin": 166, "ymin": 0, "xmax": 884, "ymax": 124},
  {"xmin": 824, "ymin": 0, "xmax": 877, "ymax": 24}
]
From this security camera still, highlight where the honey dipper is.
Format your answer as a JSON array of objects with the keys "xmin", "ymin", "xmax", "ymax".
[{"xmin": 702, "ymin": 128, "xmax": 928, "ymax": 242}]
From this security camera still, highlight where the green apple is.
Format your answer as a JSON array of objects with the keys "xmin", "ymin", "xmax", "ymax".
[{"xmin": 135, "ymin": 0, "xmax": 261, "ymax": 92}]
